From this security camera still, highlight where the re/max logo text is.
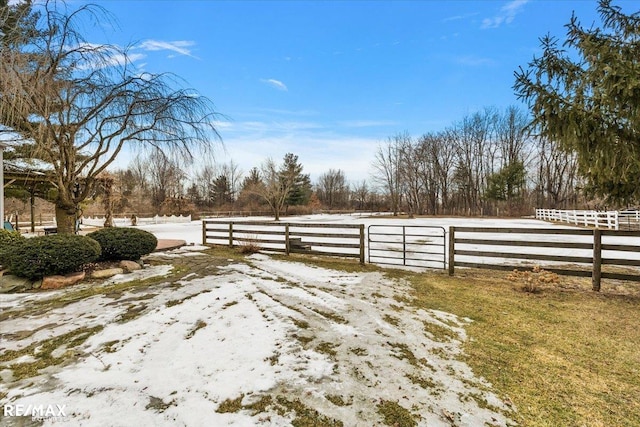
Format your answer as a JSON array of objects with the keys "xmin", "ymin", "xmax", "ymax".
[{"xmin": 3, "ymin": 404, "xmax": 67, "ymax": 419}]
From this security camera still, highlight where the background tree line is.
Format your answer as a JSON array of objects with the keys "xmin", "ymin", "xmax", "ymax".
[
  {"xmin": 100, "ymin": 150, "xmax": 387, "ymax": 219},
  {"xmin": 372, "ymin": 106, "xmax": 585, "ymax": 218},
  {"xmin": 99, "ymin": 103, "xmax": 587, "ymax": 221}
]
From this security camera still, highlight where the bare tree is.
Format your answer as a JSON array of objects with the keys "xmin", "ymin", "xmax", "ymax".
[
  {"xmin": 397, "ymin": 135, "xmax": 425, "ymax": 217},
  {"xmin": 316, "ymin": 169, "xmax": 349, "ymax": 210},
  {"xmin": 372, "ymin": 134, "xmax": 404, "ymax": 215},
  {"xmin": 0, "ymin": 1, "xmax": 220, "ymax": 232},
  {"xmin": 146, "ymin": 150, "xmax": 187, "ymax": 213},
  {"xmin": 534, "ymin": 137, "xmax": 580, "ymax": 208},
  {"xmin": 413, "ymin": 134, "xmax": 441, "ymax": 215},
  {"xmin": 237, "ymin": 167, "xmax": 266, "ymax": 212},
  {"xmin": 450, "ymin": 109, "xmax": 498, "ymax": 215},
  {"xmin": 496, "ymin": 106, "xmax": 531, "ymax": 169},
  {"xmin": 249, "ymin": 158, "xmax": 296, "ymax": 221},
  {"xmin": 351, "ymin": 180, "xmax": 370, "ymax": 211}
]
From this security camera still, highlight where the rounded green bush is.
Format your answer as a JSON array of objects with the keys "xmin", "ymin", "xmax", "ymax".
[
  {"xmin": 87, "ymin": 227, "xmax": 157, "ymax": 261},
  {"xmin": 0, "ymin": 229, "xmax": 26, "ymax": 267},
  {"xmin": 8, "ymin": 234, "xmax": 101, "ymax": 280}
]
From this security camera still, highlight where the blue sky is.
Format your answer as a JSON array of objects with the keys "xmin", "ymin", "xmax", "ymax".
[{"xmin": 81, "ymin": 0, "xmax": 639, "ymax": 183}]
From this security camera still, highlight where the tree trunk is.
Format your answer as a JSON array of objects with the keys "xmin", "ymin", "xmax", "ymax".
[{"xmin": 55, "ymin": 203, "xmax": 76, "ymax": 234}]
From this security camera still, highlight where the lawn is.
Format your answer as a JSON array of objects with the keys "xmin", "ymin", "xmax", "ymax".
[
  {"xmin": 292, "ymin": 254, "xmax": 640, "ymax": 426},
  {"xmin": 402, "ymin": 268, "xmax": 640, "ymax": 426}
]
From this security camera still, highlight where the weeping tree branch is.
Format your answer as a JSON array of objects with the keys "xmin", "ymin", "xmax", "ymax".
[{"xmin": 0, "ymin": 0, "xmax": 222, "ymax": 232}]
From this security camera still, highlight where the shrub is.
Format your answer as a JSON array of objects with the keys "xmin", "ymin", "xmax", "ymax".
[
  {"xmin": 87, "ymin": 227, "xmax": 157, "ymax": 261},
  {"xmin": 8, "ymin": 234, "xmax": 101, "ymax": 280},
  {"xmin": 0, "ymin": 229, "xmax": 26, "ymax": 267},
  {"xmin": 238, "ymin": 234, "xmax": 261, "ymax": 255},
  {"xmin": 507, "ymin": 265, "xmax": 560, "ymax": 293}
]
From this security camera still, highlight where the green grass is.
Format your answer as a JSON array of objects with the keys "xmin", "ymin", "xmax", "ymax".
[
  {"xmin": 260, "ymin": 254, "xmax": 640, "ymax": 425},
  {"xmin": 406, "ymin": 270, "xmax": 640, "ymax": 426},
  {"xmin": 422, "ymin": 320, "xmax": 458, "ymax": 342},
  {"xmin": 0, "ymin": 266, "xmax": 183, "ymax": 323},
  {"xmin": 276, "ymin": 396, "xmax": 343, "ymax": 427},
  {"xmin": 316, "ymin": 342, "xmax": 339, "ymax": 358},
  {"xmin": 376, "ymin": 400, "xmax": 417, "ymax": 427},
  {"xmin": 325, "ymin": 394, "xmax": 351, "ymax": 407},
  {"xmin": 216, "ymin": 394, "xmax": 343, "ymax": 426},
  {"xmin": 1, "ymin": 326, "xmax": 104, "ymax": 381}
]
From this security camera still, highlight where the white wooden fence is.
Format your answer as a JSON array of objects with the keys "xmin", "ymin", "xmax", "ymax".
[
  {"xmin": 535, "ymin": 209, "xmax": 640, "ymax": 230},
  {"xmin": 82, "ymin": 214, "xmax": 192, "ymax": 227}
]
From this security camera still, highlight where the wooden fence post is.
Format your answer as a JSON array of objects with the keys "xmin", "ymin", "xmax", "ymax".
[
  {"xmin": 228, "ymin": 222, "xmax": 234, "ymax": 248},
  {"xmin": 202, "ymin": 220, "xmax": 206, "ymax": 245},
  {"xmin": 402, "ymin": 226, "xmax": 406, "ymax": 266},
  {"xmin": 592, "ymin": 228, "xmax": 602, "ymax": 291},
  {"xmin": 359, "ymin": 224, "xmax": 365, "ymax": 265},
  {"xmin": 285, "ymin": 223, "xmax": 290, "ymax": 256},
  {"xmin": 448, "ymin": 226, "xmax": 455, "ymax": 276}
]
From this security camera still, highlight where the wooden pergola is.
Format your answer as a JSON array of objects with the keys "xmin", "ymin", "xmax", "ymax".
[
  {"xmin": 3, "ymin": 163, "xmax": 114, "ymax": 232},
  {"xmin": 2, "ymin": 164, "xmax": 58, "ymax": 232}
]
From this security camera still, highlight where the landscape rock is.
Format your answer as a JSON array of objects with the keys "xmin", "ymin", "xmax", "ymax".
[
  {"xmin": 41, "ymin": 271, "xmax": 86, "ymax": 290},
  {"xmin": 0, "ymin": 275, "xmax": 32, "ymax": 293},
  {"xmin": 91, "ymin": 268, "xmax": 124, "ymax": 279},
  {"xmin": 32, "ymin": 279, "xmax": 43, "ymax": 289},
  {"xmin": 119, "ymin": 260, "xmax": 142, "ymax": 272}
]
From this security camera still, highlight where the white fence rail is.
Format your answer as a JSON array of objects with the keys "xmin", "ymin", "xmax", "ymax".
[
  {"xmin": 82, "ymin": 214, "xmax": 192, "ymax": 227},
  {"xmin": 535, "ymin": 209, "xmax": 640, "ymax": 230}
]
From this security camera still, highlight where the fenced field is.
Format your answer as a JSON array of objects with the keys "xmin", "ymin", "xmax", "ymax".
[
  {"xmin": 199, "ymin": 215, "xmax": 640, "ymax": 291},
  {"xmin": 202, "ymin": 219, "xmax": 365, "ymax": 262},
  {"xmin": 83, "ymin": 214, "xmax": 192, "ymax": 227},
  {"xmin": 536, "ymin": 208, "xmax": 640, "ymax": 230},
  {"xmin": 448, "ymin": 226, "xmax": 640, "ymax": 290}
]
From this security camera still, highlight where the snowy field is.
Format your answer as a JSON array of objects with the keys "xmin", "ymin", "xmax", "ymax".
[
  {"xmin": 1, "ymin": 214, "xmax": 638, "ymax": 426},
  {"xmin": 141, "ymin": 214, "xmax": 563, "ymax": 246},
  {"xmin": 145, "ymin": 214, "xmax": 640, "ymax": 269}
]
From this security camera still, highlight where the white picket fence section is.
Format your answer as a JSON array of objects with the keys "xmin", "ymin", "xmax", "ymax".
[
  {"xmin": 536, "ymin": 209, "xmax": 622, "ymax": 229},
  {"xmin": 82, "ymin": 214, "xmax": 192, "ymax": 227}
]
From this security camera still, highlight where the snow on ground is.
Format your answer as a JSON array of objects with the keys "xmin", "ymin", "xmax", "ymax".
[
  {"xmin": 2, "ymin": 231, "xmax": 512, "ymax": 426},
  {"xmin": 138, "ymin": 214, "xmax": 565, "ymax": 246}
]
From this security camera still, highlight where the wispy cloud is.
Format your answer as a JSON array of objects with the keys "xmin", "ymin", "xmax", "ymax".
[
  {"xmin": 443, "ymin": 12, "xmax": 479, "ymax": 23},
  {"xmin": 261, "ymin": 79, "xmax": 288, "ymax": 91},
  {"xmin": 72, "ymin": 43, "xmax": 146, "ymax": 70},
  {"xmin": 138, "ymin": 40, "xmax": 197, "ymax": 58},
  {"xmin": 481, "ymin": 0, "xmax": 529, "ymax": 29}
]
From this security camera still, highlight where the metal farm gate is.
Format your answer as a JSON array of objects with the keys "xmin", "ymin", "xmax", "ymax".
[{"xmin": 367, "ymin": 225, "xmax": 447, "ymax": 269}]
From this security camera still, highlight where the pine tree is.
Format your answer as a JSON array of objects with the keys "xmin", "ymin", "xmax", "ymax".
[
  {"xmin": 211, "ymin": 175, "xmax": 233, "ymax": 207},
  {"xmin": 279, "ymin": 153, "xmax": 311, "ymax": 210},
  {"xmin": 514, "ymin": 0, "xmax": 640, "ymax": 204}
]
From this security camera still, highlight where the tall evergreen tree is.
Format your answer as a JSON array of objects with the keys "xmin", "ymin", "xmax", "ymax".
[
  {"xmin": 211, "ymin": 175, "xmax": 233, "ymax": 207},
  {"xmin": 514, "ymin": 0, "xmax": 640, "ymax": 204},
  {"xmin": 279, "ymin": 153, "xmax": 311, "ymax": 209}
]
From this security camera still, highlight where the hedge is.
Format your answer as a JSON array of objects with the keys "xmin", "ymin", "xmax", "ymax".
[
  {"xmin": 8, "ymin": 234, "xmax": 101, "ymax": 280},
  {"xmin": 0, "ymin": 229, "xmax": 25, "ymax": 267},
  {"xmin": 87, "ymin": 227, "xmax": 158, "ymax": 261}
]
